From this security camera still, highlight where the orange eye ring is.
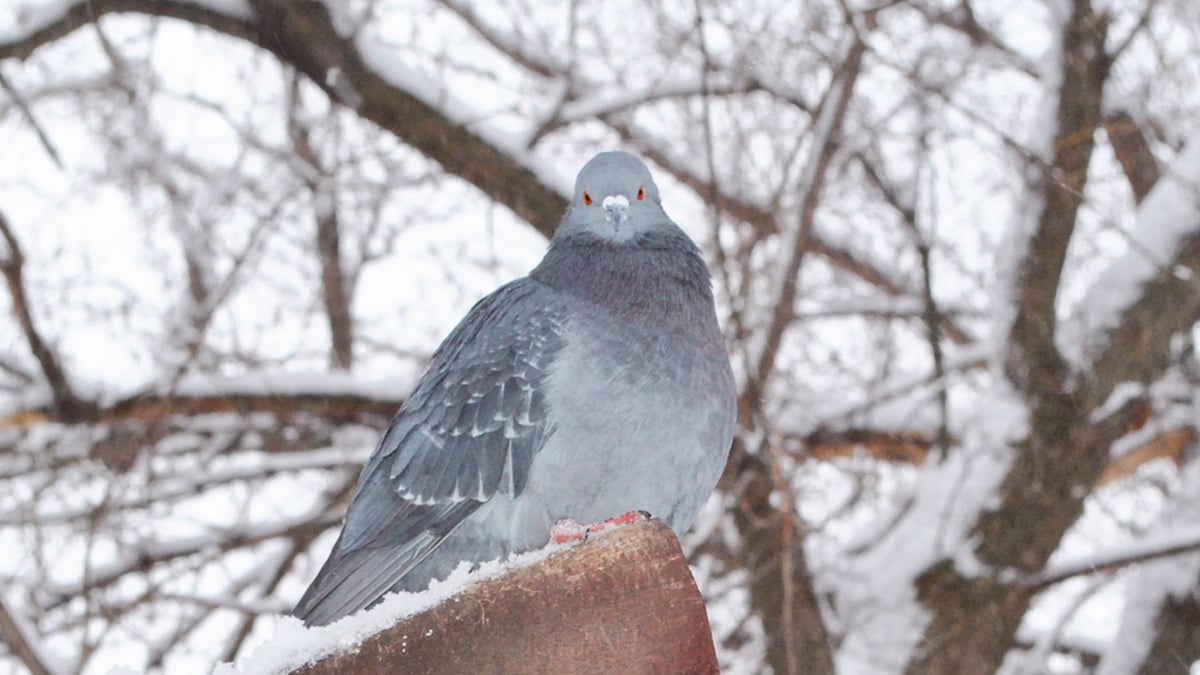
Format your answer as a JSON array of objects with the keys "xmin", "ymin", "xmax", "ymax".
[
  {"xmin": 582, "ymin": 191, "xmax": 593, "ymax": 205},
  {"xmin": 636, "ymin": 187, "xmax": 645, "ymax": 201}
]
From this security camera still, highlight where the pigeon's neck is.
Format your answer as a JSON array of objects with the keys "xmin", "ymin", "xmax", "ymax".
[{"xmin": 530, "ymin": 229, "xmax": 717, "ymax": 331}]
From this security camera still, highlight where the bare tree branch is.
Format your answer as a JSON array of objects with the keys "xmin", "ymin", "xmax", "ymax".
[
  {"xmin": 0, "ymin": 67, "xmax": 63, "ymax": 169},
  {"xmin": 41, "ymin": 507, "xmax": 344, "ymax": 612},
  {"xmin": 743, "ymin": 33, "xmax": 867, "ymax": 431},
  {"xmin": 1086, "ymin": 228, "xmax": 1200, "ymax": 408},
  {"xmin": 727, "ymin": 25, "xmax": 869, "ymax": 675},
  {"xmin": 913, "ymin": 0, "xmax": 1039, "ymax": 77},
  {"xmin": 1004, "ymin": 10, "xmax": 1111, "ymax": 395},
  {"xmin": 245, "ymin": 0, "xmax": 569, "ymax": 236},
  {"xmin": 1027, "ymin": 526, "xmax": 1200, "ymax": 591},
  {"xmin": 1104, "ymin": 111, "xmax": 1161, "ymax": 204},
  {"xmin": 434, "ymin": 0, "xmax": 558, "ymax": 78},
  {"xmin": 287, "ymin": 76, "xmax": 354, "ymax": 370},
  {"xmin": 0, "ymin": 211, "xmax": 92, "ymax": 421},
  {"xmin": 0, "ymin": 0, "xmax": 260, "ymax": 61},
  {"xmin": 0, "ymin": 0, "xmax": 568, "ymax": 238},
  {"xmin": 854, "ymin": 148, "xmax": 952, "ymax": 454},
  {"xmin": 911, "ymin": 2, "xmax": 1116, "ymax": 671},
  {"xmin": 0, "ymin": 594, "xmax": 58, "ymax": 675},
  {"xmin": 611, "ymin": 120, "xmax": 976, "ymax": 346}
]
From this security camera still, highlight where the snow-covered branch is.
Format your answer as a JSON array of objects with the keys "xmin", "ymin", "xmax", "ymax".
[
  {"xmin": 1082, "ymin": 141, "xmax": 1200, "ymax": 405},
  {"xmin": 0, "ymin": 0, "xmax": 256, "ymax": 61},
  {"xmin": 1029, "ymin": 524, "xmax": 1200, "ymax": 591},
  {"xmin": 1, "ymin": 0, "xmax": 570, "ymax": 238}
]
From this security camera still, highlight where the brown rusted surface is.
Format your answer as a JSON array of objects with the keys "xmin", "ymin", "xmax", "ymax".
[{"xmin": 294, "ymin": 518, "xmax": 719, "ymax": 675}]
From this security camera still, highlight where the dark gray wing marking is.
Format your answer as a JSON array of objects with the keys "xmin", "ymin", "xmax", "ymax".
[{"xmin": 292, "ymin": 277, "xmax": 567, "ymax": 625}]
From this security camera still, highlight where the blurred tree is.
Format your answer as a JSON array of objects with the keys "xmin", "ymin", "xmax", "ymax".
[{"xmin": 1, "ymin": 0, "xmax": 1199, "ymax": 673}]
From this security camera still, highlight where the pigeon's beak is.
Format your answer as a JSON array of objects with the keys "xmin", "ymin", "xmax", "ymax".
[{"xmin": 601, "ymin": 194, "xmax": 630, "ymax": 230}]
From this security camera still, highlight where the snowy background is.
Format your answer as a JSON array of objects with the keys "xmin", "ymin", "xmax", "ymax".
[{"xmin": 1, "ymin": 0, "xmax": 1199, "ymax": 673}]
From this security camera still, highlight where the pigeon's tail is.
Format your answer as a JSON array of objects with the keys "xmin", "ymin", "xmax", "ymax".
[{"xmin": 292, "ymin": 531, "xmax": 443, "ymax": 627}]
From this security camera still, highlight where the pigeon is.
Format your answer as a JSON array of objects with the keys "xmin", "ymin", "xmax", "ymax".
[{"xmin": 293, "ymin": 151, "xmax": 735, "ymax": 626}]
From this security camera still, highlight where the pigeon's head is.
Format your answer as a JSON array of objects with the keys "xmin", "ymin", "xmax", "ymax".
[{"xmin": 561, "ymin": 151, "xmax": 667, "ymax": 242}]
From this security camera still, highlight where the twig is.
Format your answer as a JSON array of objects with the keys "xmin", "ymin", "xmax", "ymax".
[
  {"xmin": 0, "ymin": 594, "xmax": 60, "ymax": 675},
  {"xmin": 0, "ymin": 68, "xmax": 63, "ymax": 169},
  {"xmin": 746, "ymin": 32, "xmax": 868, "ymax": 412},
  {"xmin": 853, "ymin": 148, "xmax": 953, "ymax": 455},
  {"xmin": 1027, "ymin": 526, "xmax": 1200, "ymax": 592},
  {"xmin": 0, "ymin": 211, "xmax": 92, "ymax": 421}
]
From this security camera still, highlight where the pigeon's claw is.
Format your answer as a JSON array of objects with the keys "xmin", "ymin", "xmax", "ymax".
[
  {"xmin": 550, "ymin": 510, "xmax": 651, "ymax": 545},
  {"xmin": 550, "ymin": 519, "xmax": 589, "ymax": 544}
]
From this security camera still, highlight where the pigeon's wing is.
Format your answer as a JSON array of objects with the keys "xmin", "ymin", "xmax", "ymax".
[{"xmin": 293, "ymin": 277, "xmax": 568, "ymax": 625}]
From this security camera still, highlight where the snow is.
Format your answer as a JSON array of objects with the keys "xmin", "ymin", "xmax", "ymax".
[
  {"xmin": 1077, "ymin": 140, "xmax": 1200, "ymax": 349},
  {"xmin": 1033, "ymin": 523, "xmax": 1200, "ymax": 589},
  {"xmin": 1096, "ymin": 458, "xmax": 1200, "ymax": 674},
  {"xmin": 0, "ymin": 0, "xmax": 75, "ymax": 44},
  {"xmin": 1101, "ymin": 370, "xmax": 1196, "ymax": 460},
  {"xmin": 987, "ymin": 0, "xmax": 1069, "ymax": 363},
  {"xmin": 182, "ymin": 0, "xmax": 253, "ymax": 21},
  {"xmin": 171, "ymin": 371, "xmax": 414, "ymax": 402},
  {"xmin": 835, "ymin": 378, "xmax": 1027, "ymax": 671},
  {"xmin": 1, "ymin": 0, "xmax": 1198, "ymax": 672},
  {"xmin": 215, "ymin": 542, "xmax": 565, "ymax": 674},
  {"xmin": 1027, "ymin": 0, "xmax": 1068, "ymax": 163},
  {"xmin": 0, "ymin": 0, "xmax": 253, "ymax": 45},
  {"xmin": 0, "ymin": 595, "xmax": 74, "ymax": 675},
  {"xmin": 1088, "ymin": 381, "xmax": 1145, "ymax": 423},
  {"xmin": 830, "ymin": 18, "xmax": 1064, "ymax": 665}
]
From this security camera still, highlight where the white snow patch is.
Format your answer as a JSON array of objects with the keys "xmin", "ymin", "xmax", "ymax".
[
  {"xmin": 1077, "ymin": 140, "xmax": 1200, "ymax": 349},
  {"xmin": 172, "ymin": 370, "xmax": 414, "ymax": 402},
  {"xmin": 1104, "ymin": 371, "xmax": 1197, "ymax": 460},
  {"xmin": 1088, "ymin": 381, "xmax": 1146, "ymax": 423},
  {"xmin": 989, "ymin": 1, "xmax": 1068, "ymax": 363},
  {"xmin": 1097, "ymin": 458, "xmax": 1200, "ymax": 674},
  {"xmin": 0, "ymin": 0, "xmax": 252, "ymax": 44},
  {"xmin": 1034, "ymin": 522, "xmax": 1200, "ymax": 591},
  {"xmin": 183, "ymin": 0, "xmax": 253, "ymax": 21},
  {"xmin": 216, "ymin": 543, "xmax": 565, "ymax": 674},
  {"xmin": 0, "ymin": 593, "xmax": 75, "ymax": 675},
  {"xmin": 835, "ymin": 378, "xmax": 1026, "ymax": 670},
  {"xmin": 1029, "ymin": 0, "xmax": 1068, "ymax": 163},
  {"xmin": 1, "ymin": 0, "xmax": 74, "ymax": 43}
]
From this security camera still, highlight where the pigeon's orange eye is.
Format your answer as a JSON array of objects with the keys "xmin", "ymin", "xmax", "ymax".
[
  {"xmin": 636, "ymin": 187, "xmax": 645, "ymax": 201},
  {"xmin": 582, "ymin": 191, "xmax": 593, "ymax": 205}
]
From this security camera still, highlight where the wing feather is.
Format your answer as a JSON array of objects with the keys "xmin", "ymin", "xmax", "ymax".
[{"xmin": 293, "ymin": 278, "xmax": 567, "ymax": 625}]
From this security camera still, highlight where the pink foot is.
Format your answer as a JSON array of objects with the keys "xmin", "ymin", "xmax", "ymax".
[{"xmin": 550, "ymin": 510, "xmax": 651, "ymax": 544}]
